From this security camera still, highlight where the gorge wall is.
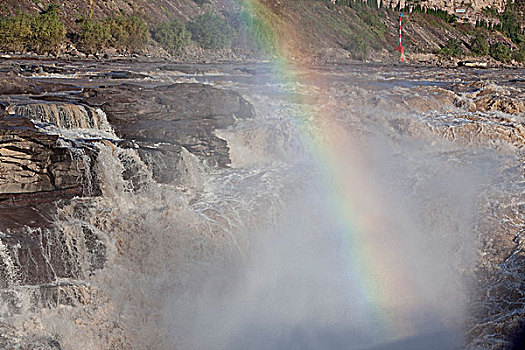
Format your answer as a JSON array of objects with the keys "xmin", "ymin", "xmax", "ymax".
[{"xmin": 380, "ymin": 0, "xmax": 509, "ymax": 12}]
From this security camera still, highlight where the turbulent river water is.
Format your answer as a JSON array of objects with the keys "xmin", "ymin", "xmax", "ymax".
[{"xmin": 0, "ymin": 61, "xmax": 523, "ymax": 350}]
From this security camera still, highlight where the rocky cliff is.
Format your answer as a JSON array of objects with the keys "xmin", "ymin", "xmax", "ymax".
[
  {"xmin": 0, "ymin": 114, "xmax": 88, "ymax": 195},
  {"xmin": 0, "ymin": 61, "xmax": 258, "ymax": 312},
  {"xmin": 0, "ymin": 0, "xmax": 201, "ymax": 25},
  {"xmin": 81, "ymin": 81, "xmax": 255, "ymax": 181}
]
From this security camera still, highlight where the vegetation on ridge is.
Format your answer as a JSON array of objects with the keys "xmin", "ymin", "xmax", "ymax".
[
  {"xmin": 490, "ymin": 42, "xmax": 512, "ymax": 63},
  {"xmin": 0, "ymin": 0, "xmax": 522, "ymax": 64},
  {"xmin": 438, "ymin": 39, "xmax": 464, "ymax": 57},
  {"xmin": 470, "ymin": 32, "xmax": 489, "ymax": 57}
]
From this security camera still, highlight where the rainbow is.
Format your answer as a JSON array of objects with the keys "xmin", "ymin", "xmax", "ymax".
[{"xmin": 228, "ymin": 0, "xmax": 450, "ymax": 346}]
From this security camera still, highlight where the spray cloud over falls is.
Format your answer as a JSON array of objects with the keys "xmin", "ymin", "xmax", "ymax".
[{"xmin": 161, "ymin": 106, "xmax": 491, "ymax": 349}]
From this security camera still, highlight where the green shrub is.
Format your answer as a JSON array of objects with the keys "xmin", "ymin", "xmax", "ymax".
[
  {"xmin": 439, "ymin": 38, "xmax": 463, "ymax": 57},
  {"xmin": 105, "ymin": 15, "xmax": 149, "ymax": 53},
  {"xmin": 0, "ymin": 5, "xmax": 65, "ymax": 54},
  {"xmin": 512, "ymin": 46, "xmax": 525, "ymax": 63},
  {"xmin": 0, "ymin": 13, "xmax": 33, "ymax": 52},
  {"xmin": 347, "ymin": 32, "xmax": 369, "ymax": 61},
  {"xmin": 499, "ymin": 2, "xmax": 522, "ymax": 45},
  {"xmin": 75, "ymin": 15, "xmax": 148, "ymax": 54},
  {"xmin": 187, "ymin": 12, "xmax": 234, "ymax": 49},
  {"xmin": 490, "ymin": 42, "xmax": 511, "ymax": 62},
  {"xmin": 476, "ymin": 19, "xmax": 489, "ymax": 29},
  {"xmin": 77, "ymin": 18, "xmax": 111, "ymax": 54},
  {"xmin": 482, "ymin": 2, "xmax": 523, "ymax": 45},
  {"xmin": 512, "ymin": 44, "xmax": 525, "ymax": 63},
  {"xmin": 470, "ymin": 32, "xmax": 489, "ymax": 56},
  {"xmin": 31, "ymin": 4, "xmax": 66, "ymax": 53},
  {"xmin": 482, "ymin": 6, "xmax": 499, "ymax": 17},
  {"xmin": 152, "ymin": 19, "xmax": 191, "ymax": 53},
  {"xmin": 427, "ymin": 8, "xmax": 457, "ymax": 23},
  {"xmin": 358, "ymin": 7, "xmax": 387, "ymax": 37}
]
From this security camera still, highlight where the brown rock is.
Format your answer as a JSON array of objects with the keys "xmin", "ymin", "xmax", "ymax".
[
  {"xmin": 83, "ymin": 83, "xmax": 255, "ymax": 177},
  {"xmin": 0, "ymin": 72, "xmax": 77, "ymax": 95},
  {"xmin": 0, "ymin": 114, "xmax": 94, "ymax": 196}
]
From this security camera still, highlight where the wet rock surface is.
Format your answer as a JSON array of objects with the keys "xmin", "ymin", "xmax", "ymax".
[
  {"xmin": 0, "ymin": 112, "xmax": 101, "ymax": 299},
  {"xmin": 0, "ymin": 73, "xmax": 77, "ymax": 95},
  {"xmin": 0, "ymin": 65, "xmax": 257, "ymax": 313},
  {"xmin": 82, "ymin": 82, "xmax": 255, "ymax": 176},
  {"xmin": 0, "ymin": 113, "xmax": 91, "ymax": 196},
  {"xmin": 0, "ymin": 70, "xmax": 105, "ymax": 311}
]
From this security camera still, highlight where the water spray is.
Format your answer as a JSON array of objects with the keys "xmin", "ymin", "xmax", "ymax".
[{"xmin": 395, "ymin": 13, "xmax": 406, "ymax": 62}]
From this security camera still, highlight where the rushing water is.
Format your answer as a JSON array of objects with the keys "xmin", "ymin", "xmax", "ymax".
[{"xmin": 0, "ymin": 62, "xmax": 523, "ymax": 349}]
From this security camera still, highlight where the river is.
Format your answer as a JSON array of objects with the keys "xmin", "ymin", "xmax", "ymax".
[{"xmin": 0, "ymin": 60, "xmax": 523, "ymax": 349}]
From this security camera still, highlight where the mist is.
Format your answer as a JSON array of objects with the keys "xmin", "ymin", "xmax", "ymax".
[{"xmin": 161, "ymin": 117, "xmax": 495, "ymax": 350}]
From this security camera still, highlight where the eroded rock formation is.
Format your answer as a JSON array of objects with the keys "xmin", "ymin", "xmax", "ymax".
[
  {"xmin": 82, "ymin": 82, "xmax": 255, "ymax": 181},
  {"xmin": 0, "ymin": 113, "xmax": 92, "ymax": 198}
]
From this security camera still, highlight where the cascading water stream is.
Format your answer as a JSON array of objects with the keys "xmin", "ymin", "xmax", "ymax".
[{"xmin": 7, "ymin": 103, "xmax": 113, "ymax": 133}]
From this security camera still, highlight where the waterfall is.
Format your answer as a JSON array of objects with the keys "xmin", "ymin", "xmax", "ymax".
[
  {"xmin": 0, "ymin": 223, "xmax": 103, "ymax": 317},
  {"xmin": 0, "ymin": 115, "xmax": 295, "ymax": 347},
  {"xmin": 7, "ymin": 102, "xmax": 115, "ymax": 137}
]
